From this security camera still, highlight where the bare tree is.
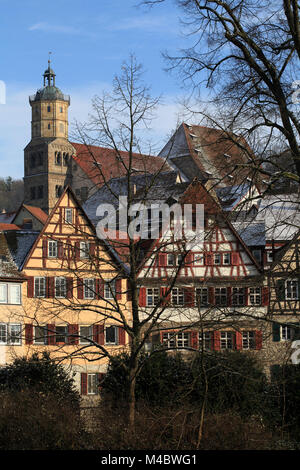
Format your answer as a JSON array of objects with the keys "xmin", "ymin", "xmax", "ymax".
[{"xmin": 143, "ymin": 0, "xmax": 300, "ymax": 187}]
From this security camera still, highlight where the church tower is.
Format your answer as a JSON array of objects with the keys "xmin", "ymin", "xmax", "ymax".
[{"xmin": 24, "ymin": 61, "xmax": 75, "ymax": 214}]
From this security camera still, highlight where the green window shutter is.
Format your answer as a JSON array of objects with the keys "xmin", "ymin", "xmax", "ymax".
[
  {"xmin": 275, "ymin": 279, "xmax": 285, "ymax": 301},
  {"xmin": 272, "ymin": 322, "xmax": 281, "ymax": 342}
]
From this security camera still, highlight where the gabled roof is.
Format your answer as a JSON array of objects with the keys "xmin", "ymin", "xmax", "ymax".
[
  {"xmin": 0, "ymin": 232, "xmax": 26, "ymax": 280},
  {"xmin": 22, "ymin": 185, "xmax": 128, "ymax": 274},
  {"xmin": 159, "ymin": 123, "xmax": 257, "ymax": 187},
  {"xmin": 12, "ymin": 204, "xmax": 48, "ymax": 226},
  {"xmin": 71, "ymin": 142, "xmax": 171, "ymax": 188}
]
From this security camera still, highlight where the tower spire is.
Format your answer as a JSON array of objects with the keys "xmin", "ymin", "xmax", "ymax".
[{"xmin": 43, "ymin": 53, "xmax": 56, "ymax": 87}]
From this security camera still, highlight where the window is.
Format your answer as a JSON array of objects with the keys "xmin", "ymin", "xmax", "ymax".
[
  {"xmin": 83, "ymin": 279, "xmax": 95, "ymax": 299},
  {"xmin": 0, "ymin": 283, "xmax": 21, "ymax": 305},
  {"xmin": 214, "ymin": 253, "xmax": 221, "ymax": 265},
  {"xmin": 48, "ymin": 240, "xmax": 58, "ymax": 258},
  {"xmin": 282, "ymin": 325, "xmax": 295, "ymax": 341},
  {"xmin": 47, "ymin": 105, "xmax": 51, "ymax": 112},
  {"xmin": 215, "ymin": 288, "xmax": 227, "ymax": 306},
  {"xmin": 252, "ymin": 249, "xmax": 262, "ymax": 263},
  {"xmin": 30, "ymin": 187, "xmax": 36, "ymax": 200},
  {"xmin": 34, "ymin": 326, "xmax": 47, "ymax": 345},
  {"xmin": 0, "ymin": 323, "xmax": 21, "ymax": 345},
  {"xmin": 232, "ymin": 287, "xmax": 246, "ymax": 306},
  {"xmin": 223, "ymin": 253, "xmax": 231, "ymax": 265},
  {"xmin": 104, "ymin": 280, "xmax": 116, "ymax": 299},
  {"xmin": 242, "ymin": 331, "xmax": 255, "ymax": 349},
  {"xmin": 79, "ymin": 326, "xmax": 92, "ymax": 344},
  {"xmin": 286, "ymin": 280, "xmax": 299, "ymax": 300},
  {"xmin": 105, "ymin": 326, "xmax": 118, "ymax": 345},
  {"xmin": 199, "ymin": 331, "xmax": 211, "ymax": 350},
  {"xmin": 63, "ymin": 153, "xmax": 69, "ymax": 166},
  {"xmin": 56, "ymin": 326, "xmax": 67, "ymax": 343},
  {"xmin": 195, "ymin": 287, "xmax": 208, "ymax": 307},
  {"xmin": 266, "ymin": 251, "xmax": 273, "ymax": 263},
  {"xmin": 171, "ymin": 288, "xmax": 184, "ymax": 306},
  {"xmin": 167, "ymin": 254, "xmax": 175, "ymax": 266},
  {"xmin": 48, "ymin": 123, "xmax": 51, "ymax": 130},
  {"xmin": 162, "ymin": 331, "xmax": 189, "ymax": 348},
  {"xmin": 249, "ymin": 287, "xmax": 261, "ymax": 306},
  {"xmin": 146, "ymin": 288, "xmax": 159, "ymax": 306},
  {"xmin": 80, "ymin": 241, "xmax": 90, "ymax": 259},
  {"xmin": 220, "ymin": 331, "xmax": 234, "ymax": 350},
  {"xmin": 176, "ymin": 254, "xmax": 184, "ymax": 266},
  {"xmin": 34, "ymin": 277, "xmax": 46, "ymax": 298},
  {"xmin": 37, "ymin": 185, "xmax": 44, "ymax": 199},
  {"xmin": 30, "ymin": 154, "xmax": 36, "ymax": 168},
  {"xmin": 194, "ymin": 253, "xmax": 204, "ymax": 265},
  {"xmin": 60, "ymin": 106, "xmax": 63, "ymax": 113},
  {"xmin": 55, "ymin": 277, "xmax": 66, "ymax": 298},
  {"xmin": 65, "ymin": 208, "xmax": 73, "ymax": 224},
  {"xmin": 55, "ymin": 185, "xmax": 63, "ymax": 198},
  {"xmin": 55, "ymin": 152, "xmax": 61, "ymax": 165},
  {"xmin": 87, "ymin": 373, "xmax": 97, "ymax": 395}
]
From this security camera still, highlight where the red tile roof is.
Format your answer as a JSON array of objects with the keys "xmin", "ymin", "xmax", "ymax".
[
  {"xmin": 22, "ymin": 205, "xmax": 48, "ymax": 224},
  {"xmin": 182, "ymin": 123, "xmax": 258, "ymax": 186},
  {"xmin": 0, "ymin": 223, "xmax": 20, "ymax": 231},
  {"xmin": 71, "ymin": 142, "xmax": 170, "ymax": 189}
]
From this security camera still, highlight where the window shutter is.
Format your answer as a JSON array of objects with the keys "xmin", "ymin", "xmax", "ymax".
[
  {"xmin": 75, "ymin": 242, "xmax": 80, "ymax": 260},
  {"xmin": 191, "ymin": 331, "xmax": 198, "ymax": 349},
  {"xmin": 47, "ymin": 277, "xmax": 55, "ymax": 298},
  {"xmin": 47, "ymin": 324, "xmax": 56, "ymax": 345},
  {"xmin": 231, "ymin": 252, "xmax": 240, "ymax": 266},
  {"xmin": 185, "ymin": 287, "xmax": 194, "ymax": 307},
  {"xmin": 139, "ymin": 287, "xmax": 146, "ymax": 307},
  {"xmin": 96, "ymin": 279, "xmax": 104, "ymax": 299},
  {"xmin": 235, "ymin": 331, "xmax": 243, "ymax": 350},
  {"xmin": 272, "ymin": 322, "xmax": 281, "ymax": 342},
  {"xmin": 213, "ymin": 330, "xmax": 221, "ymax": 351},
  {"xmin": 66, "ymin": 278, "xmax": 73, "ymax": 299},
  {"xmin": 255, "ymin": 330, "xmax": 263, "ymax": 350},
  {"xmin": 58, "ymin": 240, "xmax": 64, "ymax": 259},
  {"xmin": 275, "ymin": 280, "xmax": 285, "ymax": 301},
  {"xmin": 158, "ymin": 254, "xmax": 166, "ymax": 266},
  {"xmin": 77, "ymin": 279, "xmax": 83, "ymax": 299},
  {"xmin": 160, "ymin": 287, "xmax": 170, "ymax": 305},
  {"xmin": 42, "ymin": 239, "xmax": 48, "ymax": 258},
  {"xmin": 25, "ymin": 324, "xmax": 33, "ymax": 345},
  {"xmin": 205, "ymin": 253, "xmax": 213, "ymax": 266},
  {"xmin": 27, "ymin": 277, "xmax": 34, "ymax": 298},
  {"xmin": 185, "ymin": 252, "xmax": 194, "ymax": 266},
  {"xmin": 262, "ymin": 287, "xmax": 269, "ymax": 306},
  {"xmin": 81, "ymin": 373, "xmax": 87, "ymax": 395},
  {"xmin": 126, "ymin": 279, "xmax": 132, "ymax": 301},
  {"xmin": 93, "ymin": 324, "xmax": 104, "ymax": 345},
  {"xmin": 68, "ymin": 324, "xmax": 79, "ymax": 345},
  {"xmin": 115, "ymin": 279, "xmax": 122, "ymax": 300},
  {"xmin": 118, "ymin": 327, "xmax": 126, "ymax": 345}
]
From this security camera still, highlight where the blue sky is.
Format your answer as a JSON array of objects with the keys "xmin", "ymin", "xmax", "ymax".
[{"xmin": 0, "ymin": 0, "xmax": 190, "ymax": 178}]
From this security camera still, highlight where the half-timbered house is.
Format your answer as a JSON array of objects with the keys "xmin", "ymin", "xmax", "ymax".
[{"xmin": 0, "ymin": 187, "xmax": 130, "ymax": 399}]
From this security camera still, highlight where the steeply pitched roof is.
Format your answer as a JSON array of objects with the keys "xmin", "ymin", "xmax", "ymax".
[
  {"xmin": 159, "ymin": 123, "xmax": 257, "ymax": 187},
  {"xmin": 71, "ymin": 142, "xmax": 171, "ymax": 189},
  {"xmin": 22, "ymin": 205, "xmax": 48, "ymax": 224},
  {"xmin": 4, "ymin": 231, "xmax": 40, "ymax": 271},
  {"xmin": 0, "ymin": 224, "xmax": 20, "ymax": 231}
]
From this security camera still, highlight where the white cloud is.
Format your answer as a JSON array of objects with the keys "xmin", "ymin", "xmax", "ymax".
[
  {"xmin": 107, "ymin": 15, "xmax": 177, "ymax": 34},
  {"xmin": 28, "ymin": 22, "xmax": 95, "ymax": 38}
]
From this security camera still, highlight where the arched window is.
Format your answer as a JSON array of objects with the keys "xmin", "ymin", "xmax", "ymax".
[
  {"xmin": 55, "ymin": 152, "xmax": 61, "ymax": 165},
  {"xmin": 55, "ymin": 185, "xmax": 63, "ymax": 198},
  {"xmin": 30, "ymin": 154, "xmax": 36, "ymax": 168},
  {"xmin": 63, "ymin": 153, "xmax": 69, "ymax": 166}
]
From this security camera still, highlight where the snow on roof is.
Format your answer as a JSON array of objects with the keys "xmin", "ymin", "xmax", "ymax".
[
  {"xmin": 4, "ymin": 231, "xmax": 39, "ymax": 270},
  {"xmin": 257, "ymin": 194, "xmax": 300, "ymax": 241}
]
